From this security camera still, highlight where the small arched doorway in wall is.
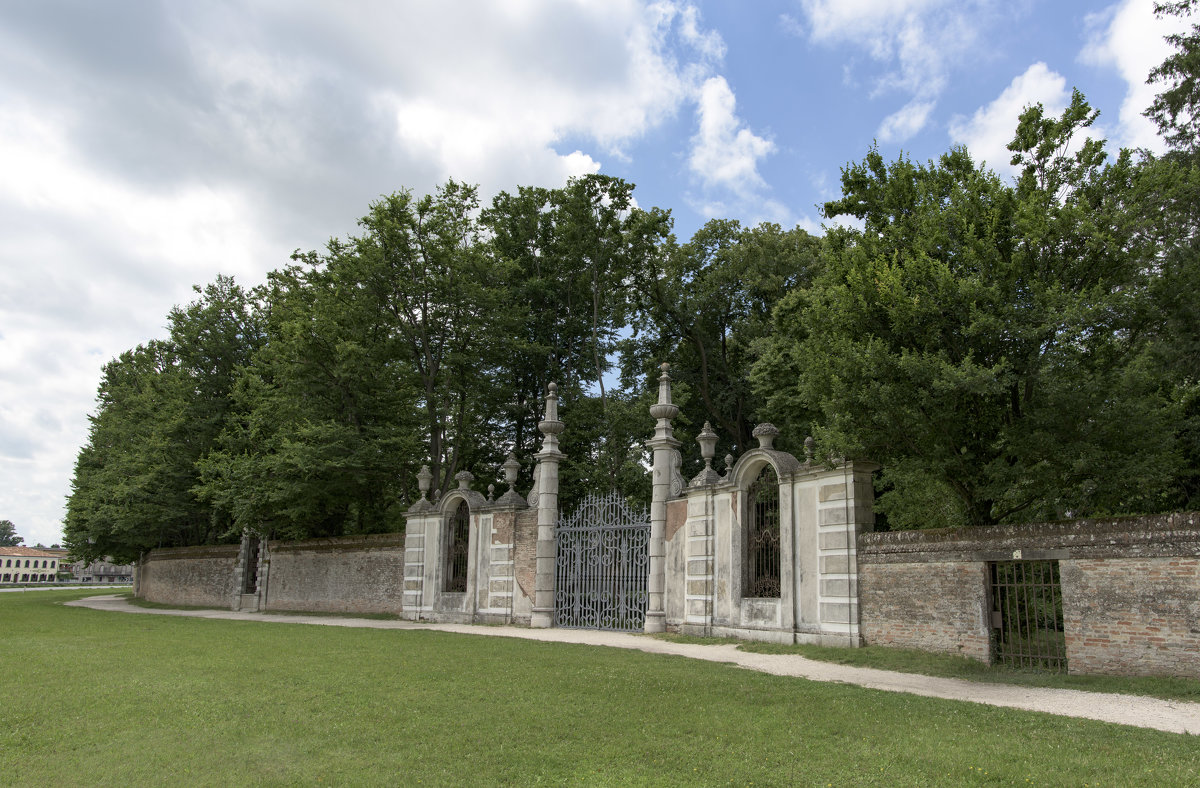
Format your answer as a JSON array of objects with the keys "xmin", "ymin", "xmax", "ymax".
[{"xmin": 745, "ymin": 463, "xmax": 781, "ymax": 599}]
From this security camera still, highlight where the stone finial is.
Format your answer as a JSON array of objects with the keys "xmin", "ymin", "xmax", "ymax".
[
  {"xmin": 697, "ymin": 422, "xmax": 718, "ymax": 465},
  {"xmin": 487, "ymin": 484, "xmax": 495, "ymax": 502},
  {"xmin": 538, "ymin": 382, "xmax": 564, "ymax": 437},
  {"xmin": 649, "ymin": 362, "xmax": 679, "ymax": 421},
  {"xmin": 723, "ymin": 453, "xmax": 735, "ymax": 479},
  {"xmin": 689, "ymin": 421, "xmax": 722, "ymax": 487},
  {"xmin": 804, "ymin": 435, "xmax": 815, "ymax": 464},
  {"xmin": 455, "ymin": 470, "xmax": 474, "ymax": 490},
  {"xmin": 502, "ymin": 453, "xmax": 520, "ymax": 488},
  {"xmin": 417, "ymin": 464, "xmax": 433, "ymax": 500},
  {"xmin": 752, "ymin": 423, "xmax": 780, "ymax": 450}
]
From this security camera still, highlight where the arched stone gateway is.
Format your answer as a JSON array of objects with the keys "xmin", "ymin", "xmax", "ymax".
[{"xmin": 666, "ymin": 418, "xmax": 878, "ymax": 646}]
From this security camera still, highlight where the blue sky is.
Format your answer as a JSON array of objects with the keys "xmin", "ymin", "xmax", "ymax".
[{"xmin": 0, "ymin": 0, "xmax": 1187, "ymax": 547}]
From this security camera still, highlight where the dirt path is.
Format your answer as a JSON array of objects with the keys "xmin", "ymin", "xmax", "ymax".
[{"xmin": 67, "ymin": 594, "xmax": 1200, "ymax": 735}]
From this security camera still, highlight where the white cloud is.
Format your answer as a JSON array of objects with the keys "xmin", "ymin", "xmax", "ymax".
[
  {"xmin": 879, "ymin": 99, "xmax": 935, "ymax": 143},
  {"xmin": 1080, "ymin": 0, "xmax": 1191, "ymax": 152},
  {"xmin": 794, "ymin": 0, "xmax": 993, "ymax": 141},
  {"xmin": 689, "ymin": 77, "xmax": 776, "ymax": 195},
  {"xmin": 0, "ymin": 0, "xmax": 745, "ymax": 547},
  {"xmin": 948, "ymin": 62, "xmax": 1076, "ymax": 177},
  {"xmin": 679, "ymin": 3, "xmax": 727, "ymax": 61}
]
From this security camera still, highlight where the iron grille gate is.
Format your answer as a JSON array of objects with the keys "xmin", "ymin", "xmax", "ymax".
[
  {"xmin": 555, "ymin": 491, "xmax": 650, "ymax": 632},
  {"xmin": 989, "ymin": 560, "xmax": 1067, "ymax": 672}
]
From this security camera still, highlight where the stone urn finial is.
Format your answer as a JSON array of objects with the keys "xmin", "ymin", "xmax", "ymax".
[
  {"xmin": 417, "ymin": 464, "xmax": 432, "ymax": 500},
  {"xmin": 689, "ymin": 421, "xmax": 722, "ymax": 487},
  {"xmin": 697, "ymin": 422, "xmax": 718, "ymax": 471},
  {"xmin": 804, "ymin": 435, "xmax": 815, "ymax": 464},
  {"xmin": 752, "ymin": 423, "xmax": 780, "ymax": 450},
  {"xmin": 455, "ymin": 470, "xmax": 474, "ymax": 490},
  {"xmin": 502, "ymin": 453, "xmax": 520, "ymax": 489}
]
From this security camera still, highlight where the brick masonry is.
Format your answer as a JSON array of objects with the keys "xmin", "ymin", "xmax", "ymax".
[
  {"xmin": 513, "ymin": 509, "xmax": 538, "ymax": 605},
  {"xmin": 264, "ymin": 533, "xmax": 407, "ymax": 615},
  {"xmin": 1063, "ymin": 557, "xmax": 1200, "ymax": 677},
  {"xmin": 859, "ymin": 560, "xmax": 990, "ymax": 661},
  {"xmin": 137, "ymin": 544, "xmax": 241, "ymax": 608},
  {"xmin": 859, "ymin": 512, "xmax": 1200, "ymax": 677}
]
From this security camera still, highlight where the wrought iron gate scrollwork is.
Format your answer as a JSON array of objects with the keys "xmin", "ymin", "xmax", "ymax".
[{"xmin": 555, "ymin": 491, "xmax": 650, "ymax": 632}]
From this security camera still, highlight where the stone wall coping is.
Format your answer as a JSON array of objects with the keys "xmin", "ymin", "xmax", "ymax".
[
  {"xmin": 859, "ymin": 512, "xmax": 1200, "ymax": 563},
  {"xmin": 267, "ymin": 532, "xmax": 408, "ymax": 553},
  {"xmin": 141, "ymin": 544, "xmax": 241, "ymax": 561}
]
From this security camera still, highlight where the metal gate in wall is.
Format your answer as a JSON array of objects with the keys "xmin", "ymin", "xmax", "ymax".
[
  {"xmin": 555, "ymin": 491, "xmax": 650, "ymax": 632},
  {"xmin": 989, "ymin": 560, "xmax": 1067, "ymax": 672}
]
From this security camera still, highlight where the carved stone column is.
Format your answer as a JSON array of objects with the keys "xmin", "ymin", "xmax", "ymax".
[
  {"xmin": 645, "ymin": 363, "xmax": 680, "ymax": 633},
  {"xmin": 531, "ymin": 383, "xmax": 564, "ymax": 628}
]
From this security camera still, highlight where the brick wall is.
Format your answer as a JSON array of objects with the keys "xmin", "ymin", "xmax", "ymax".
[
  {"xmin": 858, "ymin": 512, "xmax": 1200, "ymax": 677},
  {"xmin": 859, "ymin": 560, "xmax": 989, "ymax": 661},
  {"xmin": 265, "ymin": 533, "xmax": 406, "ymax": 615},
  {"xmin": 513, "ymin": 509, "xmax": 538, "ymax": 605},
  {"xmin": 137, "ymin": 545, "xmax": 240, "ymax": 608},
  {"xmin": 1063, "ymin": 557, "xmax": 1200, "ymax": 677}
]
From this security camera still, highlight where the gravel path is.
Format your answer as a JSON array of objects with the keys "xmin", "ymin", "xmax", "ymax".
[{"xmin": 67, "ymin": 594, "xmax": 1200, "ymax": 736}]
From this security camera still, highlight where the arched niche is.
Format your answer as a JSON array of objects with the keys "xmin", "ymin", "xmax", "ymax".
[
  {"xmin": 727, "ymin": 448, "xmax": 801, "ymax": 605},
  {"xmin": 437, "ymin": 489, "xmax": 485, "ymax": 594}
]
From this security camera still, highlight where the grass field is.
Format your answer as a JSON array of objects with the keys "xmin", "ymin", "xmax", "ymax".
[{"xmin": 2, "ymin": 590, "xmax": 1197, "ymax": 786}]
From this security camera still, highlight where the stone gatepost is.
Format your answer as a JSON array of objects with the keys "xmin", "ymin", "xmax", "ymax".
[
  {"xmin": 645, "ymin": 363, "xmax": 680, "ymax": 634},
  {"xmin": 531, "ymin": 383, "xmax": 564, "ymax": 628},
  {"xmin": 478, "ymin": 454, "xmax": 529, "ymax": 623},
  {"xmin": 401, "ymin": 464, "xmax": 436, "ymax": 621},
  {"xmin": 683, "ymin": 422, "xmax": 722, "ymax": 629}
]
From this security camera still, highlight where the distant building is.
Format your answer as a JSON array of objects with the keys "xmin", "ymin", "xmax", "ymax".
[
  {"xmin": 0, "ymin": 547, "xmax": 62, "ymax": 583},
  {"xmin": 72, "ymin": 558, "xmax": 134, "ymax": 584}
]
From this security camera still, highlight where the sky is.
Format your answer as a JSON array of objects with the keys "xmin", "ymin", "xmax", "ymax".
[{"xmin": 0, "ymin": 0, "xmax": 1188, "ymax": 548}]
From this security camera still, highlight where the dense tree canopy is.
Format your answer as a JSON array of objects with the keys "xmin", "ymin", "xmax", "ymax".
[{"xmin": 65, "ymin": 8, "xmax": 1200, "ymax": 558}]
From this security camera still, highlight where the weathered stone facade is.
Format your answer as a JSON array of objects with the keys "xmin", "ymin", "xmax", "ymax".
[
  {"xmin": 858, "ymin": 513, "xmax": 1200, "ymax": 677},
  {"xmin": 665, "ymin": 429, "xmax": 878, "ymax": 646}
]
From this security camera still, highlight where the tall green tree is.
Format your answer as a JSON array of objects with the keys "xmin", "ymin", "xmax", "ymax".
[
  {"xmin": 629, "ymin": 219, "xmax": 821, "ymax": 458},
  {"xmin": 757, "ymin": 96, "xmax": 1180, "ymax": 529},
  {"xmin": 348, "ymin": 181, "xmax": 506, "ymax": 493},
  {"xmin": 1144, "ymin": 0, "xmax": 1200, "ymax": 509},
  {"xmin": 65, "ymin": 342, "xmax": 197, "ymax": 563},
  {"xmin": 196, "ymin": 263, "xmax": 423, "ymax": 540},
  {"xmin": 66, "ymin": 278, "xmax": 264, "ymax": 562},
  {"xmin": 1148, "ymin": 0, "xmax": 1200, "ymax": 153},
  {"xmin": 484, "ymin": 175, "xmax": 671, "ymax": 503}
]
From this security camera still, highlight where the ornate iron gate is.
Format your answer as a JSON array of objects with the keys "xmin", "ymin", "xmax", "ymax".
[{"xmin": 555, "ymin": 491, "xmax": 650, "ymax": 632}]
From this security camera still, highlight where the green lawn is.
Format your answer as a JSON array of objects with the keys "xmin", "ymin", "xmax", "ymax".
[{"xmin": 2, "ymin": 590, "xmax": 1196, "ymax": 786}]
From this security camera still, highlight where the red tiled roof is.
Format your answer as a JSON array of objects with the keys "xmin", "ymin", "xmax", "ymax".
[{"xmin": 0, "ymin": 546, "xmax": 61, "ymax": 558}]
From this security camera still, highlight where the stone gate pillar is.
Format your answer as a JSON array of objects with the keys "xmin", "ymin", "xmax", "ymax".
[
  {"xmin": 645, "ymin": 363, "xmax": 680, "ymax": 633},
  {"xmin": 531, "ymin": 383, "xmax": 564, "ymax": 628}
]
